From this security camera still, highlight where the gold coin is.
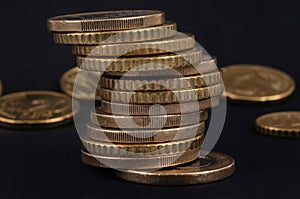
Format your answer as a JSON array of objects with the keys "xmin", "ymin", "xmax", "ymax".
[
  {"xmin": 101, "ymin": 71, "xmax": 221, "ymax": 91},
  {"xmin": 256, "ymin": 111, "xmax": 300, "ymax": 137},
  {"xmin": 90, "ymin": 110, "xmax": 208, "ymax": 129},
  {"xmin": 81, "ymin": 135, "xmax": 202, "ymax": 157},
  {"xmin": 0, "ymin": 91, "xmax": 77, "ymax": 129},
  {"xmin": 72, "ymin": 33, "xmax": 195, "ymax": 56},
  {"xmin": 81, "ymin": 148, "xmax": 200, "ymax": 170},
  {"xmin": 222, "ymin": 64, "xmax": 295, "ymax": 102},
  {"xmin": 60, "ymin": 67, "xmax": 101, "ymax": 101},
  {"xmin": 53, "ymin": 21, "xmax": 176, "ymax": 45},
  {"xmin": 48, "ymin": 10, "xmax": 165, "ymax": 32},
  {"xmin": 77, "ymin": 48, "xmax": 203, "ymax": 72},
  {"xmin": 100, "ymin": 84, "xmax": 223, "ymax": 104},
  {"xmin": 86, "ymin": 122, "xmax": 205, "ymax": 143},
  {"xmin": 115, "ymin": 151, "xmax": 235, "ymax": 185}
]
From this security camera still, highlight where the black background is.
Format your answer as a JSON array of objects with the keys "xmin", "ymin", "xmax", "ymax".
[{"xmin": 1, "ymin": 0, "xmax": 300, "ymax": 198}]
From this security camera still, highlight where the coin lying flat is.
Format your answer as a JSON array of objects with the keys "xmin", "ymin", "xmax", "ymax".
[
  {"xmin": 0, "ymin": 91, "xmax": 76, "ymax": 129},
  {"xmin": 101, "ymin": 97, "xmax": 219, "ymax": 115},
  {"xmin": 77, "ymin": 48, "xmax": 203, "ymax": 72},
  {"xmin": 48, "ymin": 10, "xmax": 165, "ymax": 32},
  {"xmin": 100, "ymin": 84, "xmax": 223, "ymax": 104},
  {"xmin": 115, "ymin": 151, "xmax": 235, "ymax": 185},
  {"xmin": 256, "ymin": 111, "xmax": 300, "ymax": 137},
  {"xmin": 222, "ymin": 64, "xmax": 295, "ymax": 102},
  {"xmin": 72, "ymin": 33, "xmax": 195, "ymax": 56},
  {"xmin": 53, "ymin": 21, "xmax": 176, "ymax": 45},
  {"xmin": 86, "ymin": 122, "xmax": 205, "ymax": 143},
  {"xmin": 90, "ymin": 109, "xmax": 207, "ymax": 129},
  {"xmin": 81, "ymin": 148, "xmax": 200, "ymax": 170}
]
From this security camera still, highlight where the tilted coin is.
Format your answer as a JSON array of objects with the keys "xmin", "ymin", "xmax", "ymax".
[
  {"xmin": 81, "ymin": 148, "xmax": 200, "ymax": 170},
  {"xmin": 72, "ymin": 33, "xmax": 195, "ymax": 56},
  {"xmin": 48, "ymin": 10, "xmax": 165, "ymax": 32},
  {"xmin": 256, "ymin": 111, "xmax": 300, "ymax": 137},
  {"xmin": 222, "ymin": 64, "xmax": 295, "ymax": 102},
  {"xmin": 86, "ymin": 122, "xmax": 205, "ymax": 143},
  {"xmin": 101, "ymin": 97, "xmax": 219, "ymax": 115},
  {"xmin": 0, "ymin": 91, "xmax": 77, "ymax": 129},
  {"xmin": 77, "ymin": 48, "xmax": 203, "ymax": 72},
  {"xmin": 90, "ymin": 109, "xmax": 208, "ymax": 129},
  {"xmin": 53, "ymin": 21, "xmax": 177, "ymax": 45},
  {"xmin": 101, "ymin": 71, "xmax": 221, "ymax": 91},
  {"xmin": 100, "ymin": 84, "xmax": 223, "ymax": 104},
  {"xmin": 81, "ymin": 135, "xmax": 202, "ymax": 157},
  {"xmin": 115, "ymin": 151, "xmax": 235, "ymax": 185}
]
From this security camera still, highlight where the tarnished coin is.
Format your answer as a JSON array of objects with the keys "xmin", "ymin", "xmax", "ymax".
[
  {"xmin": 48, "ymin": 10, "xmax": 165, "ymax": 32},
  {"xmin": 81, "ymin": 135, "xmax": 202, "ymax": 157},
  {"xmin": 81, "ymin": 148, "xmax": 200, "ymax": 170},
  {"xmin": 115, "ymin": 151, "xmax": 235, "ymax": 185},
  {"xmin": 222, "ymin": 64, "xmax": 295, "ymax": 102},
  {"xmin": 0, "ymin": 91, "xmax": 77, "ymax": 129},
  {"xmin": 100, "ymin": 84, "xmax": 223, "ymax": 104},
  {"xmin": 86, "ymin": 122, "xmax": 205, "ymax": 143},
  {"xmin": 72, "ymin": 33, "xmax": 195, "ymax": 56},
  {"xmin": 101, "ymin": 97, "xmax": 219, "ymax": 115},
  {"xmin": 90, "ymin": 109, "xmax": 208, "ymax": 129},
  {"xmin": 60, "ymin": 67, "xmax": 101, "ymax": 101},
  {"xmin": 256, "ymin": 111, "xmax": 300, "ymax": 137},
  {"xmin": 54, "ymin": 21, "xmax": 176, "ymax": 45}
]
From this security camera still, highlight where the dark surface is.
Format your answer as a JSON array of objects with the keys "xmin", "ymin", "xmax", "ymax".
[{"xmin": 1, "ymin": 0, "xmax": 300, "ymax": 198}]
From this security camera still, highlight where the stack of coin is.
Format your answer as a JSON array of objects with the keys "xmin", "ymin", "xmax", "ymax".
[{"xmin": 48, "ymin": 10, "xmax": 234, "ymax": 184}]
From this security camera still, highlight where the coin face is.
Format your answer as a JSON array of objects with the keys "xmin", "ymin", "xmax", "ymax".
[
  {"xmin": 222, "ymin": 64, "xmax": 295, "ymax": 102},
  {"xmin": 115, "ymin": 151, "xmax": 235, "ymax": 185},
  {"xmin": 256, "ymin": 111, "xmax": 300, "ymax": 137},
  {"xmin": 0, "ymin": 91, "xmax": 75, "ymax": 129},
  {"xmin": 48, "ymin": 10, "xmax": 165, "ymax": 32}
]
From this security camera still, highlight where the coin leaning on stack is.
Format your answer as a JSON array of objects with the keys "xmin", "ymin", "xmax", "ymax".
[{"xmin": 49, "ymin": 10, "xmax": 235, "ymax": 185}]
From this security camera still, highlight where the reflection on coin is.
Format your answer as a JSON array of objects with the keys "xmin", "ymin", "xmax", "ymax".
[
  {"xmin": 81, "ymin": 148, "xmax": 200, "ymax": 170},
  {"xmin": 222, "ymin": 64, "xmax": 295, "ymax": 102},
  {"xmin": 115, "ymin": 151, "xmax": 235, "ymax": 185},
  {"xmin": 0, "ymin": 91, "xmax": 77, "ymax": 129},
  {"xmin": 256, "ymin": 111, "xmax": 300, "ymax": 137},
  {"xmin": 48, "ymin": 10, "xmax": 165, "ymax": 32}
]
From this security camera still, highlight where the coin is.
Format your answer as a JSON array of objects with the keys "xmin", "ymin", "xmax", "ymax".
[
  {"xmin": 101, "ymin": 97, "xmax": 219, "ymax": 115},
  {"xmin": 48, "ymin": 10, "xmax": 165, "ymax": 32},
  {"xmin": 72, "ymin": 33, "xmax": 195, "ymax": 56},
  {"xmin": 101, "ymin": 71, "xmax": 221, "ymax": 91},
  {"xmin": 0, "ymin": 91, "xmax": 77, "ymax": 129},
  {"xmin": 115, "ymin": 151, "xmax": 235, "ymax": 185},
  {"xmin": 256, "ymin": 111, "xmax": 300, "ymax": 137},
  {"xmin": 81, "ymin": 148, "xmax": 200, "ymax": 170},
  {"xmin": 90, "ymin": 109, "xmax": 207, "ymax": 129},
  {"xmin": 86, "ymin": 122, "xmax": 205, "ymax": 143},
  {"xmin": 0, "ymin": 81, "xmax": 2, "ymax": 96},
  {"xmin": 77, "ymin": 48, "xmax": 203, "ymax": 72},
  {"xmin": 53, "ymin": 21, "xmax": 176, "ymax": 45},
  {"xmin": 60, "ymin": 67, "xmax": 101, "ymax": 100},
  {"xmin": 100, "ymin": 84, "xmax": 223, "ymax": 104},
  {"xmin": 222, "ymin": 64, "xmax": 295, "ymax": 102},
  {"xmin": 81, "ymin": 135, "xmax": 202, "ymax": 157}
]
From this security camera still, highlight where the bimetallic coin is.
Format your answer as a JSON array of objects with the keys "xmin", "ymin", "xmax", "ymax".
[
  {"xmin": 81, "ymin": 135, "xmax": 202, "ymax": 157},
  {"xmin": 90, "ymin": 110, "xmax": 208, "ymax": 129},
  {"xmin": 86, "ymin": 122, "xmax": 205, "ymax": 143},
  {"xmin": 48, "ymin": 10, "xmax": 165, "ymax": 32},
  {"xmin": 101, "ymin": 97, "xmax": 219, "ymax": 115},
  {"xmin": 0, "ymin": 91, "xmax": 77, "ymax": 129},
  {"xmin": 53, "ymin": 21, "xmax": 177, "ymax": 45},
  {"xmin": 222, "ymin": 64, "xmax": 295, "ymax": 102},
  {"xmin": 81, "ymin": 148, "xmax": 200, "ymax": 170},
  {"xmin": 256, "ymin": 111, "xmax": 300, "ymax": 137},
  {"xmin": 72, "ymin": 33, "xmax": 195, "ymax": 56},
  {"xmin": 115, "ymin": 151, "xmax": 235, "ymax": 185}
]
